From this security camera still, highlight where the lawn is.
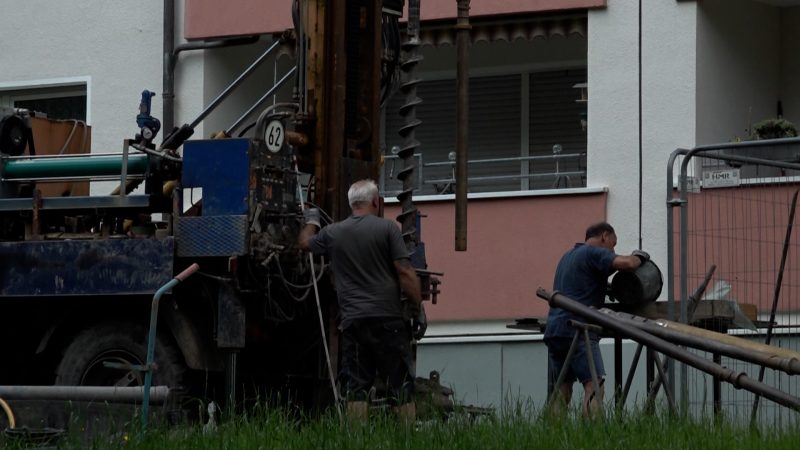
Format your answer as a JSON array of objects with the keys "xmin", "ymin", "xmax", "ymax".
[{"xmin": 3, "ymin": 404, "xmax": 799, "ymax": 449}]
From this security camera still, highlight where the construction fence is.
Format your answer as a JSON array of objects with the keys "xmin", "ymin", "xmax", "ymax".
[{"xmin": 667, "ymin": 137, "xmax": 800, "ymax": 426}]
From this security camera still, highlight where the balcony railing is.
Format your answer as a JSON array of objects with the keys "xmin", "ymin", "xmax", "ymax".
[{"xmin": 380, "ymin": 151, "xmax": 586, "ymax": 196}]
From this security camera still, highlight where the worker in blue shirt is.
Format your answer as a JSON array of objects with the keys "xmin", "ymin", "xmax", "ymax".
[{"xmin": 544, "ymin": 222, "xmax": 649, "ymax": 417}]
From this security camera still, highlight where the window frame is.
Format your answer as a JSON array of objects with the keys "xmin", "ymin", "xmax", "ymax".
[
  {"xmin": 0, "ymin": 76, "xmax": 91, "ymax": 124},
  {"xmin": 381, "ymin": 62, "xmax": 587, "ymax": 199}
]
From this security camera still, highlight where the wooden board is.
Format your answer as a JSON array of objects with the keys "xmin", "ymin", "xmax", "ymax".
[
  {"xmin": 605, "ymin": 300, "xmax": 757, "ymax": 323},
  {"xmin": 27, "ymin": 116, "xmax": 91, "ymax": 197}
]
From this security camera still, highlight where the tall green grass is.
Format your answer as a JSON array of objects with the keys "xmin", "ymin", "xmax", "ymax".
[{"xmin": 3, "ymin": 404, "xmax": 800, "ymax": 449}]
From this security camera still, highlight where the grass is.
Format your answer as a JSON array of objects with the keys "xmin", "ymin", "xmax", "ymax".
[{"xmin": 3, "ymin": 403, "xmax": 800, "ymax": 449}]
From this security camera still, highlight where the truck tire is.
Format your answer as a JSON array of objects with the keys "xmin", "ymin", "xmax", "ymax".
[{"xmin": 55, "ymin": 322, "xmax": 185, "ymax": 388}]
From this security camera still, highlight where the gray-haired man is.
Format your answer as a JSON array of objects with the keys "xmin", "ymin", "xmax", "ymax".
[{"xmin": 298, "ymin": 179, "xmax": 422, "ymax": 421}]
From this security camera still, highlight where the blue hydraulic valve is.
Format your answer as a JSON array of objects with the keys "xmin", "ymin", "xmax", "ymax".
[{"xmin": 136, "ymin": 90, "xmax": 161, "ymax": 145}]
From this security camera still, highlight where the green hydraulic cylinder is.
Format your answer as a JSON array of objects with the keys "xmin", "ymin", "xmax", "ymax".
[{"xmin": 2, "ymin": 154, "xmax": 149, "ymax": 179}]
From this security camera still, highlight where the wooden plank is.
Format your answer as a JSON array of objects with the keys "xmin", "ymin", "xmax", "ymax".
[{"xmin": 605, "ymin": 300, "xmax": 758, "ymax": 323}]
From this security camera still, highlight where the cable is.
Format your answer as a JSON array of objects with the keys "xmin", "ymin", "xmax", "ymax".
[
  {"xmin": 275, "ymin": 253, "xmax": 326, "ymax": 290},
  {"xmin": 0, "ymin": 397, "xmax": 15, "ymax": 429},
  {"xmin": 293, "ymin": 154, "xmax": 343, "ymax": 420},
  {"xmin": 638, "ymin": 0, "xmax": 643, "ymax": 250},
  {"xmin": 56, "ymin": 119, "xmax": 87, "ymax": 155},
  {"xmin": 237, "ymin": 121, "xmax": 257, "ymax": 138}
]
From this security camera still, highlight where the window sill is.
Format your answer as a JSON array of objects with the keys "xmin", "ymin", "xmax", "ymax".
[{"xmin": 382, "ymin": 186, "xmax": 607, "ymax": 203}]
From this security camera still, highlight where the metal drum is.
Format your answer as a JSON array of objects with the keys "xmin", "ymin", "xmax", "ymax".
[{"xmin": 611, "ymin": 260, "xmax": 663, "ymax": 305}]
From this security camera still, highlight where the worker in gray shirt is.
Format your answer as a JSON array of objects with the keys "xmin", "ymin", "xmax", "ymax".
[{"xmin": 298, "ymin": 179, "xmax": 423, "ymax": 422}]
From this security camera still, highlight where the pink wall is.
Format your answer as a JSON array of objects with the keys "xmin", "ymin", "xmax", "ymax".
[
  {"xmin": 419, "ymin": 0, "xmax": 606, "ymax": 22},
  {"xmin": 679, "ymin": 184, "xmax": 800, "ymax": 314},
  {"xmin": 184, "ymin": 0, "xmax": 606, "ymax": 40},
  {"xmin": 385, "ymin": 192, "xmax": 608, "ymax": 321},
  {"xmin": 184, "ymin": 0, "xmax": 290, "ymax": 40}
]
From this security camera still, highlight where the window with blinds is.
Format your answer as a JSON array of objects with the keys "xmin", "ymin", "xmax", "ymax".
[
  {"xmin": 528, "ymin": 68, "xmax": 587, "ymax": 190},
  {"xmin": 382, "ymin": 69, "xmax": 586, "ymax": 196}
]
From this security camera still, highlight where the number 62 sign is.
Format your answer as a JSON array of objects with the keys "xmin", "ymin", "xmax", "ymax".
[{"xmin": 264, "ymin": 119, "xmax": 285, "ymax": 153}]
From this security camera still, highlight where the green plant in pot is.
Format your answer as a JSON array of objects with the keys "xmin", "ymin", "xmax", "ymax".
[{"xmin": 750, "ymin": 118, "xmax": 798, "ymax": 140}]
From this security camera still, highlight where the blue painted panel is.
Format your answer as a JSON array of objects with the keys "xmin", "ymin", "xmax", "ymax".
[
  {"xmin": 182, "ymin": 139, "xmax": 250, "ymax": 215},
  {"xmin": 0, "ymin": 238, "xmax": 174, "ymax": 296},
  {"xmin": 175, "ymin": 215, "xmax": 248, "ymax": 257}
]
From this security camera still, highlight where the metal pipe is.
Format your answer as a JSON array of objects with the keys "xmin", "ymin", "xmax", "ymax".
[
  {"xmin": 426, "ymin": 171, "xmax": 585, "ymax": 185},
  {"xmin": 226, "ymin": 66, "xmax": 297, "ymax": 135},
  {"xmin": 647, "ymin": 352, "xmax": 676, "ymax": 411},
  {"xmin": 713, "ymin": 353, "xmax": 722, "ymax": 415},
  {"xmin": 548, "ymin": 331, "xmax": 581, "ymax": 403},
  {"xmin": 644, "ymin": 263, "xmax": 713, "ymax": 409},
  {"xmin": 162, "ymin": 0, "xmax": 258, "ymax": 136},
  {"xmin": 691, "ymin": 151, "xmax": 800, "ymax": 172},
  {"xmin": 163, "ymin": 0, "xmax": 175, "ymax": 133},
  {"xmin": 454, "ymin": 0, "xmax": 470, "ymax": 252},
  {"xmin": 189, "ymin": 40, "xmax": 281, "ymax": 130},
  {"xmin": 537, "ymin": 288, "xmax": 800, "ymax": 411},
  {"xmin": 120, "ymin": 140, "xmax": 129, "ymax": 197},
  {"xmin": 638, "ymin": 266, "xmax": 707, "ymax": 413},
  {"xmin": 142, "ymin": 263, "xmax": 199, "ymax": 429},
  {"xmin": 424, "ymin": 153, "xmax": 585, "ymax": 167},
  {"xmin": 0, "ymin": 386, "xmax": 170, "ymax": 404},
  {"xmin": 621, "ymin": 343, "xmax": 644, "ymax": 405},
  {"xmin": 3, "ymin": 154, "xmax": 149, "ymax": 179},
  {"xmin": 603, "ymin": 309, "xmax": 800, "ymax": 374},
  {"xmin": 665, "ymin": 147, "xmax": 689, "ymax": 402},
  {"xmin": 687, "ymin": 265, "xmax": 716, "ymax": 323},
  {"xmin": 580, "ymin": 325, "xmax": 602, "ymax": 408},
  {"xmin": 4, "ymin": 152, "xmax": 132, "ymax": 159},
  {"xmin": 7, "ymin": 175, "xmax": 145, "ymax": 183},
  {"xmin": 614, "ymin": 335, "xmax": 622, "ymax": 406},
  {"xmin": 687, "ymin": 136, "xmax": 800, "ymax": 152}
]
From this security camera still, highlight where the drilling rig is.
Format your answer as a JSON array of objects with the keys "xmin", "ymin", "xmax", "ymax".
[{"xmin": 0, "ymin": 0, "xmax": 442, "ymax": 420}]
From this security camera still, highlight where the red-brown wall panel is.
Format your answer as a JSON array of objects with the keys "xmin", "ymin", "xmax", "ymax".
[
  {"xmin": 385, "ymin": 192, "xmax": 608, "ymax": 321},
  {"xmin": 184, "ymin": 0, "xmax": 606, "ymax": 40}
]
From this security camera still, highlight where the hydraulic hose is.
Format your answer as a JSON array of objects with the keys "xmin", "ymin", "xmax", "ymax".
[
  {"xmin": 293, "ymin": 155, "xmax": 343, "ymax": 420},
  {"xmin": 0, "ymin": 397, "xmax": 15, "ymax": 429}
]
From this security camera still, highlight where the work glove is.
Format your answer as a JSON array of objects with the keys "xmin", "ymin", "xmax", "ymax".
[
  {"xmin": 632, "ymin": 249, "xmax": 650, "ymax": 265},
  {"xmin": 411, "ymin": 303, "xmax": 427, "ymax": 341},
  {"xmin": 303, "ymin": 208, "xmax": 321, "ymax": 228}
]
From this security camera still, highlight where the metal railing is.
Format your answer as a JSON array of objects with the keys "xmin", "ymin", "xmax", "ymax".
[{"xmin": 380, "ymin": 151, "xmax": 586, "ymax": 196}]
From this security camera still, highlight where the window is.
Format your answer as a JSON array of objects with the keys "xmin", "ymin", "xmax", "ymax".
[
  {"xmin": 382, "ymin": 68, "xmax": 586, "ymax": 196},
  {"xmin": 527, "ymin": 69, "xmax": 587, "ymax": 190},
  {"xmin": 0, "ymin": 82, "xmax": 87, "ymax": 122}
]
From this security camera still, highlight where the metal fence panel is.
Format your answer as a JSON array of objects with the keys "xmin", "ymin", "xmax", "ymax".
[{"xmin": 668, "ymin": 138, "xmax": 800, "ymax": 426}]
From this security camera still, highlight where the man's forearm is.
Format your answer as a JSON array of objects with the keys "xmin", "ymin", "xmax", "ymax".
[{"xmin": 297, "ymin": 223, "xmax": 318, "ymax": 251}]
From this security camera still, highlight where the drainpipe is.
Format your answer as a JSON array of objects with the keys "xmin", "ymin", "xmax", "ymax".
[
  {"xmin": 162, "ymin": 0, "xmax": 258, "ymax": 136},
  {"xmin": 455, "ymin": 0, "xmax": 470, "ymax": 251},
  {"xmin": 163, "ymin": 0, "xmax": 175, "ymax": 134}
]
